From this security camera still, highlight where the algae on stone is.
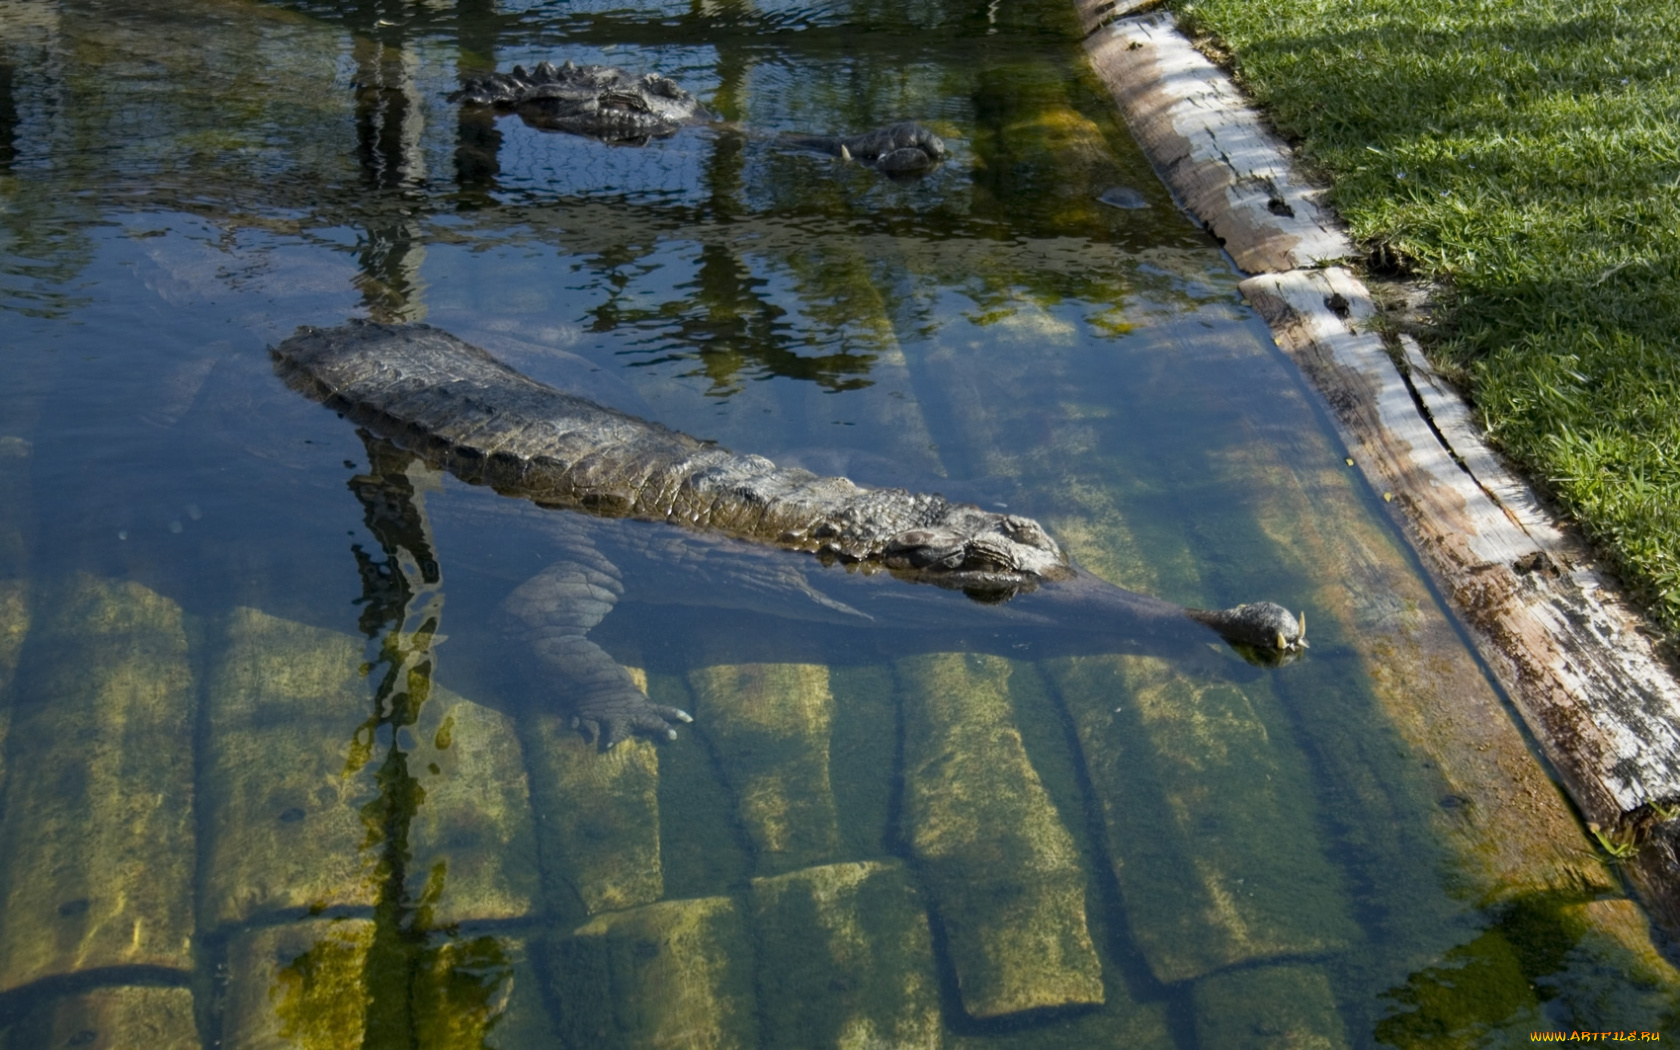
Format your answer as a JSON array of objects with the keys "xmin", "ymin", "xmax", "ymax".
[
  {"xmin": 1047, "ymin": 652, "xmax": 1358, "ymax": 983},
  {"xmin": 203, "ymin": 607, "xmax": 538, "ymax": 929},
  {"xmin": 1373, "ymin": 893, "xmax": 1680, "ymax": 1046},
  {"xmin": 750, "ymin": 860, "xmax": 942, "ymax": 1050},
  {"xmin": 896, "ymin": 651, "xmax": 1105, "ymax": 1019},
  {"xmin": 1191, "ymin": 963, "xmax": 1350, "ymax": 1050},
  {"xmin": 409, "ymin": 932, "xmax": 543, "ymax": 1050},
  {"xmin": 224, "ymin": 917, "xmax": 374, "ymax": 1050},
  {"xmin": 828, "ymin": 664, "xmax": 899, "ymax": 862},
  {"xmin": 407, "ymin": 692, "xmax": 540, "ymax": 926},
  {"xmin": 548, "ymin": 895, "xmax": 758, "ymax": 1050},
  {"xmin": 0, "ymin": 579, "xmax": 27, "ymax": 815},
  {"xmin": 688, "ymin": 661, "xmax": 842, "ymax": 875},
  {"xmin": 520, "ymin": 705, "xmax": 663, "ymax": 920},
  {"xmin": 647, "ymin": 668, "xmax": 756, "ymax": 902},
  {"xmin": 200, "ymin": 606, "xmax": 385, "ymax": 926},
  {"xmin": 0, "ymin": 573, "xmax": 196, "ymax": 992},
  {"xmin": 3, "ymin": 985, "xmax": 198, "ymax": 1050}
]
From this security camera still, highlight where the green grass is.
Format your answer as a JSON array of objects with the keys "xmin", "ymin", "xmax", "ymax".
[{"xmin": 1165, "ymin": 0, "xmax": 1680, "ymax": 634}]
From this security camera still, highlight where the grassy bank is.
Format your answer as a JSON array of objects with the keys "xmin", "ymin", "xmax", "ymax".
[{"xmin": 1164, "ymin": 0, "xmax": 1680, "ymax": 635}]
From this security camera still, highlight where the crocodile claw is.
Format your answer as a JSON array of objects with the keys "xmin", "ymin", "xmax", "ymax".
[{"xmin": 578, "ymin": 698, "xmax": 694, "ymax": 750}]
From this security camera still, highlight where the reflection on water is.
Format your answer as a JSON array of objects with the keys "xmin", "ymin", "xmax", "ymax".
[{"xmin": 0, "ymin": 0, "xmax": 1677, "ymax": 1046}]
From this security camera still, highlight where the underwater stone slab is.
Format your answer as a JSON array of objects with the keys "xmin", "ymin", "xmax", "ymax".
[
  {"xmin": 688, "ymin": 662, "xmax": 843, "ymax": 876},
  {"xmin": 749, "ymin": 860, "xmax": 942, "ymax": 1050},
  {"xmin": 204, "ymin": 607, "xmax": 540, "ymax": 929},
  {"xmin": 223, "ymin": 917, "xmax": 374, "ymax": 1050},
  {"xmin": 1191, "ymin": 963, "xmax": 1349, "ymax": 1050},
  {"xmin": 5, "ymin": 985, "xmax": 198, "ymax": 1050},
  {"xmin": 897, "ymin": 651, "xmax": 1105, "ymax": 1018},
  {"xmin": 548, "ymin": 895, "xmax": 758, "ymax": 1050},
  {"xmin": 1046, "ymin": 653, "xmax": 1358, "ymax": 984},
  {"xmin": 201, "ymin": 607, "xmax": 384, "ymax": 926},
  {"xmin": 407, "ymin": 692, "xmax": 540, "ymax": 926},
  {"xmin": 828, "ymin": 664, "xmax": 899, "ymax": 861},
  {"xmin": 0, "ymin": 579, "xmax": 27, "ymax": 814},
  {"xmin": 0, "ymin": 573, "xmax": 196, "ymax": 992},
  {"xmin": 520, "ymin": 708, "xmax": 663, "ymax": 919}
]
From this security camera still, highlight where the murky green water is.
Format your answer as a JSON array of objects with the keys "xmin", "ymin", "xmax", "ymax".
[{"xmin": 1, "ymin": 0, "xmax": 1677, "ymax": 1046}]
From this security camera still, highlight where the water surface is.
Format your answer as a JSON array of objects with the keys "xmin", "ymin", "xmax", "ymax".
[{"xmin": 0, "ymin": 0, "xmax": 1675, "ymax": 1046}]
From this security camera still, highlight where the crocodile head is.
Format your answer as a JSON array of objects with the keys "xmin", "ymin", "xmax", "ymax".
[
  {"xmin": 882, "ymin": 511, "xmax": 1073, "ymax": 600},
  {"xmin": 1187, "ymin": 602, "xmax": 1308, "ymax": 665}
]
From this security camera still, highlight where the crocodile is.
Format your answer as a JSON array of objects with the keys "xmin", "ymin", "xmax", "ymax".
[
  {"xmin": 273, "ymin": 320, "xmax": 1306, "ymax": 745},
  {"xmin": 450, "ymin": 60, "xmax": 948, "ymax": 173}
]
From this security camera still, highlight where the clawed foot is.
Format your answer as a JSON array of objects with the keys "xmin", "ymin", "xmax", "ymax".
[{"xmin": 572, "ymin": 695, "xmax": 694, "ymax": 749}]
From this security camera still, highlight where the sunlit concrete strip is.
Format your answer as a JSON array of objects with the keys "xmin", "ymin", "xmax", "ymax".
[
  {"xmin": 1076, "ymin": 0, "xmax": 1680, "ymax": 930},
  {"xmin": 1082, "ymin": 10, "xmax": 1352, "ymax": 273}
]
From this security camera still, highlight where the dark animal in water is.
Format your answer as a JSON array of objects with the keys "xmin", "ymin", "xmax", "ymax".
[
  {"xmin": 450, "ymin": 60, "xmax": 947, "ymax": 173},
  {"xmin": 273, "ymin": 320, "xmax": 1305, "ymax": 745}
]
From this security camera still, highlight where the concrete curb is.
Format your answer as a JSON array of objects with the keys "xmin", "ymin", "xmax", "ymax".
[{"xmin": 1080, "ymin": 4, "xmax": 1680, "ymax": 930}]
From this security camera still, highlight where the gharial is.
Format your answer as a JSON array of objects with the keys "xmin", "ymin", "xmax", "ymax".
[
  {"xmin": 272, "ymin": 320, "xmax": 1307, "ymax": 747},
  {"xmin": 450, "ymin": 59, "xmax": 948, "ymax": 175}
]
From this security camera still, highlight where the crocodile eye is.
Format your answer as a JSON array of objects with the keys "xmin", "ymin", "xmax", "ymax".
[
  {"xmin": 960, "ymin": 537, "xmax": 1014, "ymax": 572},
  {"xmin": 884, "ymin": 529, "xmax": 966, "ymax": 570}
]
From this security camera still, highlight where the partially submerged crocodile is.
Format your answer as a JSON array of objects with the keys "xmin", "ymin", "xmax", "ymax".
[
  {"xmin": 450, "ymin": 60, "xmax": 948, "ymax": 174},
  {"xmin": 273, "ymin": 320, "xmax": 1305, "ymax": 745}
]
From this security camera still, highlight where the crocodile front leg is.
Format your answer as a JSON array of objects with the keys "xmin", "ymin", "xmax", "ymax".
[{"xmin": 503, "ymin": 545, "xmax": 692, "ymax": 748}]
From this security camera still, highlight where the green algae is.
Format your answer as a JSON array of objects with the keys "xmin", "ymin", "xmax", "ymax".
[
  {"xmin": 226, "ymin": 918, "xmax": 375, "ymax": 1050},
  {"xmin": 827, "ymin": 664, "xmax": 902, "ymax": 863},
  {"xmin": 0, "ymin": 574, "xmax": 197, "ymax": 992},
  {"xmin": 648, "ymin": 670, "xmax": 755, "ymax": 904},
  {"xmin": 548, "ymin": 895, "xmax": 758, "ymax": 1050},
  {"xmin": 1046, "ymin": 652, "xmax": 1359, "ymax": 984},
  {"xmin": 896, "ymin": 652, "xmax": 1106, "ymax": 1019},
  {"xmin": 749, "ymin": 860, "xmax": 943, "ymax": 1050},
  {"xmin": 405, "ymin": 693, "xmax": 540, "ymax": 927},
  {"xmin": 520, "ymin": 712, "xmax": 664, "ymax": 921},
  {"xmin": 202, "ymin": 608, "xmax": 540, "ymax": 928},
  {"xmin": 0, "ymin": 579, "xmax": 24, "ymax": 828},
  {"xmin": 688, "ymin": 661, "xmax": 844, "ymax": 876},
  {"xmin": 1375, "ymin": 893, "xmax": 1680, "ymax": 1048},
  {"xmin": 200, "ymin": 607, "xmax": 384, "ymax": 924}
]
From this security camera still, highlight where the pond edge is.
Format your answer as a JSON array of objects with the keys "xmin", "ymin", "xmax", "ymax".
[{"xmin": 1077, "ymin": 4, "xmax": 1680, "ymax": 935}]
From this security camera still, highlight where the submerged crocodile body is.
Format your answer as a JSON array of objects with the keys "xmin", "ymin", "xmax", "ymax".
[
  {"xmin": 450, "ymin": 60, "xmax": 947, "ymax": 173},
  {"xmin": 273, "ymin": 320, "xmax": 1305, "ymax": 744}
]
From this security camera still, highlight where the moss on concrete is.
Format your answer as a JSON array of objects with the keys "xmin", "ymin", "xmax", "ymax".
[
  {"xmin": 688, "ymin": 661, "xmax": 843, "ymax": 876},
  {"xmin": 0, "ymin": 574, "xmax": 196, "ymax": 991},
  {"xmin": 548, "ymin": 895, "xmax": 758, "ymax": 1050},
  {"xmin": 896, "ymin": 651, "xmax": 1105, "ymax": 1018},
  {"xmin": 749, "ymin": 860, "xmax": 942, "ymax": 1050}
]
